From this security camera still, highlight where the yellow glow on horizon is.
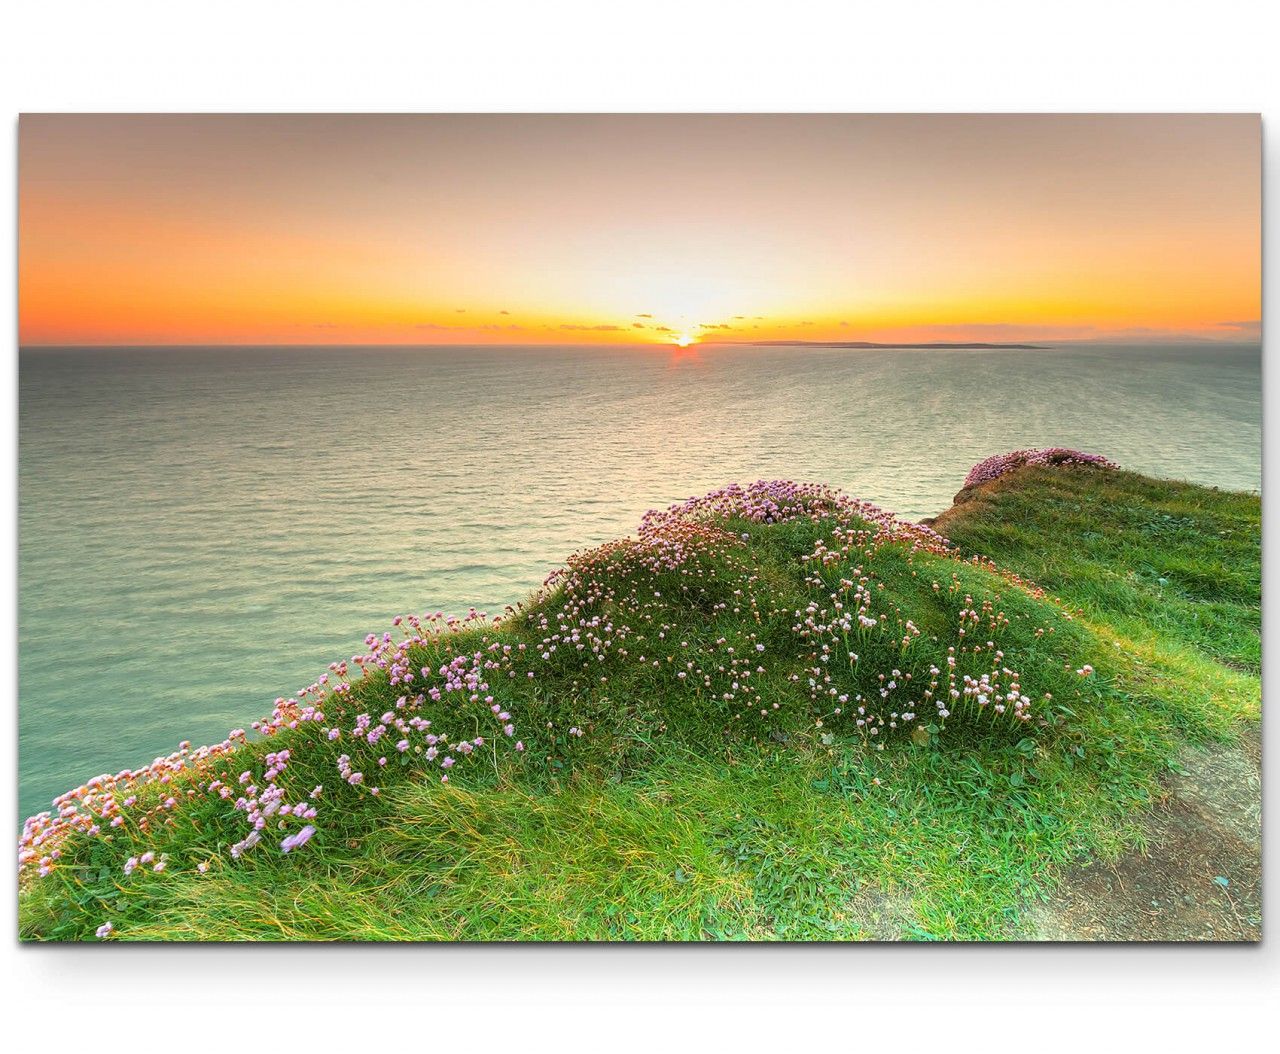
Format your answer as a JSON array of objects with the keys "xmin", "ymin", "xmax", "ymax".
[{"xmin": 16, "ymin": 115, "xmax": 1260, "ymax": 347}]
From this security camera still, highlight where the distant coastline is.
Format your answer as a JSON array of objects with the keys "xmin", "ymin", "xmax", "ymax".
[{"xmin": 737, "ymin": 340, "xmax": 1050, "ymax": 350}]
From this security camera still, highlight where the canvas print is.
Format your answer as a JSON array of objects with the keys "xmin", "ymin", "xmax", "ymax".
[{"xmin": 17, "ymin": 114, "xmax": 1260, "ymax": 942}]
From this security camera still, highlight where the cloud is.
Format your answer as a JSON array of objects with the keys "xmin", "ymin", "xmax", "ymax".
[
  {"xmin": 636, "ymin": 313, "xmax": 653, "ymax": 318},
  {"xmin": 1215, "ymin": 319, "xmax": 1261, "ymax": 334},
  {"xmin": 499, "ymin": 310, "xmax": 510, "ymax": 315},
  {"xmin": 560, "ymin": 324, "xmax": 624, "ymax": 331},
  {"xmin": 632, "ymin": 322, "xmax": 646, "ymax": 329}
]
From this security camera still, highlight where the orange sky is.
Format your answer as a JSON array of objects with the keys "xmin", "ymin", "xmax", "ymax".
[{"xmin": 18, "ymin": 114, "xmax": 1260, "ymax": 346}]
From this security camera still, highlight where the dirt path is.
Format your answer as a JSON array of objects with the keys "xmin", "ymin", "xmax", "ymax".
[{"xmin": 1022, "ymin": 727, "xmax": 1261, "ymax": 941}]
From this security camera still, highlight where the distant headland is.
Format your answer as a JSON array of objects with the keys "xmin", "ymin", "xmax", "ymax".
[{"xmin": 740, "ymin": 340, "xmax": 1049, "ymax": 350}]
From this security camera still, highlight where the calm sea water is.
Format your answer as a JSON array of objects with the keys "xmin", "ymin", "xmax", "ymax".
[{"xmin": 18, "ymin": 343, "xmax": 1260, "ymax": 817}]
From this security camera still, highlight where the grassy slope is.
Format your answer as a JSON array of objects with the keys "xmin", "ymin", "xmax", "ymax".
[
  {"xmin": 936, "ymin": 468, "xmax": 1259, "ymax": 745},
  {"xmin": 19, "ymin": 468, "xmax": 1260, "ymax": 941}
]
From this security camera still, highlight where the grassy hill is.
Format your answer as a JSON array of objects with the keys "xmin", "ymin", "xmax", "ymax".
[{"xmin": 19, "ymin": 464, "xmax": 1260, "ymax": 941}]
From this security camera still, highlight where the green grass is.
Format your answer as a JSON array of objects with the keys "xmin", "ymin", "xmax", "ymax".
[
  {"xmin": 936, "ymin": 467, "xmax": 1260, "ymax": 675},
  {"xmin": 19, "ymin": 468, "xmax": 1260, "ymax": 941}
]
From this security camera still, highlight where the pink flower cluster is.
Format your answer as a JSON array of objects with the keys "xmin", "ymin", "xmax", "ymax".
[
  {"xmin": 963, "ymin": 448, "xmax": 1118, "ymax": 489},
  {"xmin": 792, "ymin": 525, "xmax": 1055, "ymax": 741},
  {"xmin": 18, "ymin": 607, "xmax": 518, "ymax": 892},
  {"xmin": 640, "ymin": 479, "xmax": 948, "ymax": 552},
  {"xmin": 19, "ymin": 734, "xmax": 248, "ymax": 880}
]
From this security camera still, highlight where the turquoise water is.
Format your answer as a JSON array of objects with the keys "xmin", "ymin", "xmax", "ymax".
[{"xmin": 18, "ymin": 343, "xmax": 1260, "ymax": 817}]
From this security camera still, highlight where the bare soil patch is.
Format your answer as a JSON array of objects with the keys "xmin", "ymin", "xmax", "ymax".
[
  {"xmin": 846, "ymin": 885, "xmax": 916, "ymax": 941},
  {"xmin": 1023, "ymin": 727, "xmax": 1261, "ymax": 941}
]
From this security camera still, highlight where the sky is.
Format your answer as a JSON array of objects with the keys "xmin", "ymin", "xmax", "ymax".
[{"xmin": 18, "ymin": 114, "xmax": 1260, "ymax": 346}]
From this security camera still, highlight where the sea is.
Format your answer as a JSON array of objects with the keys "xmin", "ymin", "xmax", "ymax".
[{"xmin": 17, "ymin": 342, "xmax": 1261, "ymax": 818}]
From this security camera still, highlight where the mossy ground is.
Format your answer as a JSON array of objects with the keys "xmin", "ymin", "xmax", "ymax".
[{"xmin": 19, "ymin": 468, "xmax": 1260, "ymax": 941}]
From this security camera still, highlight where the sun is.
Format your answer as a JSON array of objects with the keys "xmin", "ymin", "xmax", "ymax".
[{"xmin": 673, "ymin": 333, "xmax": 694, "ymax": 347}]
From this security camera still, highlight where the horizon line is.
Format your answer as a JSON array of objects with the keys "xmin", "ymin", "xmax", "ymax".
[{"xmin": 18, "ymin": 337, "xmax": 1262, "ymax": 351}]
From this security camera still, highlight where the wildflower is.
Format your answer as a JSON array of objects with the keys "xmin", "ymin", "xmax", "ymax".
[
  {"xmin": 964, "ymin": 448, "xmax": 1117, "ymax": 489},
  {"xmin": 95, "ymin": 922, "xmax": 114, "ymax": 939},
  {"xmin": 16, "ymin": 473, "xmax": 1065, "ymax": 895},
  {"xmin": 280, "ymin": 825, "xmax": 316, "ymax": 853}
]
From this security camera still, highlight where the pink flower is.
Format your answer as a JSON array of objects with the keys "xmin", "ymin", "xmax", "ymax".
[
  {"xmin": 964, "ymin": 448, "xmax": 1117, "ymax": 488},
  {"xmin": 280, "ymin": 825, "xmax": 316, "ymax": 853}
]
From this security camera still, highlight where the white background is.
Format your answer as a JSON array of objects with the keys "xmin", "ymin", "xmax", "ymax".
[{"xmin": 2, "ymin": 1, "xmax": 1275, "ymax": 1049}]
